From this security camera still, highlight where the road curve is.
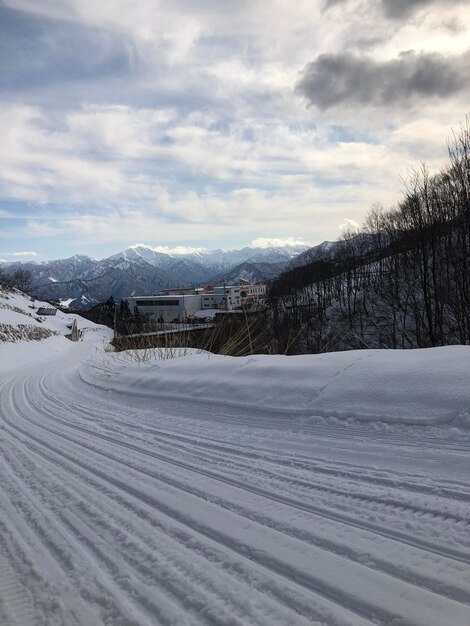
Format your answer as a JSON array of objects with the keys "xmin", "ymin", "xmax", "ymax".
[{"xmin": 1, "ymin": 341, "xmax": 470, "ymax": 625}]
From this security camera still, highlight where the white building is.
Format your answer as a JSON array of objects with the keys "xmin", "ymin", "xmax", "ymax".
[
  {"xmin": 128, "ymin": 294, "xmax": 202, "ymax": 322},
  {"xmin": 240, "ymin": 284, "xmax": 267, "ymax": 307},
  {"xmin": 202, "ymin": 285, "xmax": 241, "ymax": 310},
  {"xmin": 128, "ymin": 285, "xmax": 242, "ymax": 321}
]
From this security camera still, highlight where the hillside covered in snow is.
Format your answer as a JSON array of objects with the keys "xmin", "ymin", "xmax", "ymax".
[
  {"xmin": 0, "ymin": 285, "xmax": 110, "ymax": 342},
  {"xmin": 1, "ymin": 284, "xmax": 470, "ymax": 624}
]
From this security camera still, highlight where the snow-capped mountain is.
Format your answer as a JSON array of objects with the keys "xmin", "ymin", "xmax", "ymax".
[
  {"xmin": 2, "ymin": 243, "xmax": 309, "ymax": 308},
  {"xmin": 112, "ymin": 243, "xmax": 307, "ymax": 273},
  {"xmin": 110, "ymin": 244, "xmax": 309, "ymax": 287},
  {"xmin": 186, "ymin": 245, "xmax": 308, "ymax": 274},
  {"xmin": 286, "ymin": 234, "xmax": 376, "ymax": 270},
  {"xmin": 109, "ymin": 245, "xmax": 211, "ymax": 285},
  {"xmin": 212, "ymin": 261, "xmax": 289, "ymax": 285}
]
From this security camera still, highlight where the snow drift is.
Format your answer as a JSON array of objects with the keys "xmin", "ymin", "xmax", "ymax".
[{"xmin": 84, "ymin": 345, "xmax": 470, "ymax": 427}]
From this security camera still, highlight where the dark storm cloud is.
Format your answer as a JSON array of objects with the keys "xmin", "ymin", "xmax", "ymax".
[
  {"xmin": 296, "ymin": 50, "xmax": 470, "ymax": 109},
  {"xmin": 323, "ymin": 0, "xmax": 347, "ymax": 8},
  {"xmin": 381, "ymin": 0, "xmax": 462, "ymax": 19},
  {"xmin": 324, "ymin": 0, "xmax": 464, "ymax": 19}
]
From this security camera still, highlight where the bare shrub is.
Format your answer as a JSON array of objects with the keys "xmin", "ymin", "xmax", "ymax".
[{"xmin": 0, "ymin": 324, "xmax": 59, "ymax": 343}]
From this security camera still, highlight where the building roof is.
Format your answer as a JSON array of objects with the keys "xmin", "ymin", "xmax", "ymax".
[{"xmin": 37, "ymin": 307, "xmax": 57, "ymax": 315}]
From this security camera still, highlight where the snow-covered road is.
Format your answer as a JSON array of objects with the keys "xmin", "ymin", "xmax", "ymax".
[{"xmin": 1, "ymin": 339, "xmax": 470, "ymax": 625}]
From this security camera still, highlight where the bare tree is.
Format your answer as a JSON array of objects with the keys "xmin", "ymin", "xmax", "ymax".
[
  {"xmin": 0, "ymin": 267, "xmax": 13, "ymax": 288},
  {"xmin": 12, "ymin": 268, "xmax": 33, "ymax": 293},
  {"xmin": 267, "ymin": 119, "xmax": 470, "ymax": 353}
]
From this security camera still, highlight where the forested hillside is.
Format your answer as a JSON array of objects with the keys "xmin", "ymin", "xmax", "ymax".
[{"xmin": 269, "ymin": 122, "xmax": 470, "ymax": 354}]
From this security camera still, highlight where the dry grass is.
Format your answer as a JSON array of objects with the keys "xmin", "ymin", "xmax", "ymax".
[
  {"xmin": 0, "ymin": 323, "xmax": 59, "ymax": 343},
  {"xmin": 0, "ymin": 301, "xmax": 43, "ymax": 321},
  {"xmin": 110, "ymin": 311, "xmax": 272, "ymax": 363}
]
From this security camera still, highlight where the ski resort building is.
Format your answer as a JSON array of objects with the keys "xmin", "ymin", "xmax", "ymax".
[
  {"xmin": 201, "ymin": 285, "xmax": 241, "ymax": 311},
  {"xmin": 127, "ymin": 294, "xmax": 203, "ymax": 322},
  {"xmin": 240, "ymin": 284, "xmax": 266, "ymax": 307},
  {"xmin": 128, "ymin": 285, "xmax": 245, "ymax": 322}
]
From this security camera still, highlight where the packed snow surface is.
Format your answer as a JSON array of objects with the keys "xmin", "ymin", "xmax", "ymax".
[{"xmin": 0, "ymin": 295, "xmax": 470, "ymax": 625}]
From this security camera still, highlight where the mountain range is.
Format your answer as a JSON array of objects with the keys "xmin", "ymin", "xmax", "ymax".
[{"xmin": 0, "ymin": 244, "xmax": 309, "ymax": 309}]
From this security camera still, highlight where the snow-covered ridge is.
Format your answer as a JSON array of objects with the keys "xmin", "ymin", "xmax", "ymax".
[
  {"xmin": 0, "ymin": 285, "xmax": 111, "ymax": 345},
  {"xmin": 0, "ymin": 287, "xmax": 58, "ymax": 343},
  {"xmin": 84, "ymin": 345, "xmax": 470, "ymax": 429},
  {"xmin": 112, "ymin": 242, "xmax": 308, "ymax": 270},
  {"xmin": 2, "ymin": 243, "xmax": 310, "ymax": 308}
]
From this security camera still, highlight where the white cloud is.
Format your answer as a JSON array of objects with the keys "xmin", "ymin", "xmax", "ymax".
[
  {"xmin": 0, "ymin": 251, "xmax": 39, "ymax": 257},
  {"xmin": 251, "ymin": 237, "xmax": 311, "ymax": 248},
  {"xmin": 2, "ymin": 0, "xmax": 470, "ymax": 258},
  {"xmin": 129, "ymin": 243, "xmax": 208, "ymax": 255},
  {"xmin": 0, "ymin": 97, "xmax": 458, "ymax": 254},
  {"xmin": 338, "ymin": 218, "xmax": 360, "ymax": 233},
  {"xmin": 152, "ymin": 245, "xmax": 208, "ymax": 255}
]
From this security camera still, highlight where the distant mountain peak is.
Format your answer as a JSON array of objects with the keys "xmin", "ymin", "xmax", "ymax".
[{"xmin": 2, "ymin": 242, "xmax": 310, "ymax": 309}]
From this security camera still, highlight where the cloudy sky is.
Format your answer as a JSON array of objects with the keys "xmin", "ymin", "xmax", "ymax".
[{"xmin": 1, "ymin": 0, "xmax": 469, "ymax": 261}]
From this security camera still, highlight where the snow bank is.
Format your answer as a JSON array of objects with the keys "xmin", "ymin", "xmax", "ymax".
[
  {"xmin": 0, "ymin": 286, "xmax": 112, "ymax": 371},
  {"xmin": 2, "ymin": 285, "xmax": 468, "ymax": 428},
  {"xmin": 84, "ymin": 346, "xmax": 470, "ymax": 427}
]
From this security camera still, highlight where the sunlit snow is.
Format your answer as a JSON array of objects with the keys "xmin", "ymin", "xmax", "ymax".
[{"xmin": 1, "ymin": 287, "xmax": 469, "ymax": 625}]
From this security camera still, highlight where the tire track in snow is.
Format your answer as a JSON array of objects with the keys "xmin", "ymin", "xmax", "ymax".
[
  {"xmin": 2, "ymin": 431, "xmax": 459, "ymax": 626},
  {"xmin": 45, "ymin": 369, "xmax": 470, "ymax": 504},
  {"xmin": 8, "ymin": 410, "xmax": 470, "ymax": 611},
  {"xmin": 2, "ymin": 439, "xmax": 319, "ymax": 626},
  {"xmin": 0, "ymin": 554, "xmax": 38, "ymax": 626},
  {"xmin": 2, "ymin": 361, "xmax": 470, "ymax": 625},
  {"xmin": 2, "ymin": 380, "xmax": 470, "ymax": 626},
  {"xmin": 0, "ymin": 388, "xmax": 372, "ymax": 626},
  {"xmin": 35, "ymin": 377, "xmax": 470, "ymax": 521},
  {"xmin": 4, "ymin": 370, "xmax": 470, "ymax": 600},
  {"xmin": 17, "ymin": 381, "xmax": 470, "ymax": 570}
]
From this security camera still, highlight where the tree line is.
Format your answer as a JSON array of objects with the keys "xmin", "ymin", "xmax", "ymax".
[
  {"xmin": 74, "ymin": 297, "xmax": 145, "ymax": 335},
  {"xmin": 0, "ymin": 267, "xmax": 33, "ymax": 292},
  {"xmin": 268, "ymin": 121, "xmax": 470, "ymax": 354}
]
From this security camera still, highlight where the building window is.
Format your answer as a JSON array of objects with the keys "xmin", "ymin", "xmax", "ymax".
[{"xmin": 137, "ymin": 299, "xmax": 180, "ymax": 307}]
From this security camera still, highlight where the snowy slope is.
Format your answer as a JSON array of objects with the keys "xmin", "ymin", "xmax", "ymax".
[
  {"xmin": 0, "ymin": 286, "xmax": 110, "ymax": 342},
  {"xmin": 0, "ymin": 286, "xmax": 112, "ymax": 370},
  {"xmin": 85, "ymin": 346, "xmax": 470, "ymax": 427},
  {"xmin": 0, "ymin": 321, "xmax": 470, "ymax": 624}
]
